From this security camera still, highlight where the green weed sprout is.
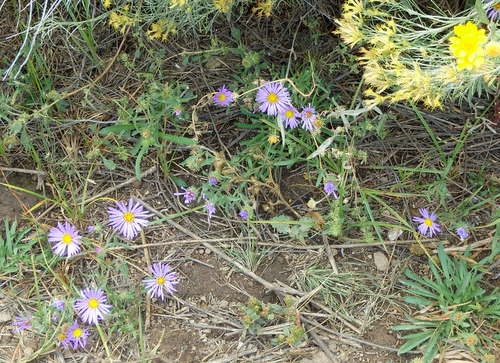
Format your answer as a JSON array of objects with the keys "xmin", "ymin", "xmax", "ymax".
[
  {"xmin": 240, "ymin": 296, "xmax": 306, "ymax": 347},
  {"xmin": 393, "ymin": 243, "xmax": 499, "ymax": 362},
  {"xmin": 0, "ymin": 218, "xmax": 34, "ymax": 275}
]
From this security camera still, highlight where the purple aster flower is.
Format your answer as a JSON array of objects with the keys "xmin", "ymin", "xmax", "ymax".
[
  {"xmin": 173, "ymin": 107, "xmax": 182, "ymax": 116},
  {"xmin": 324, "ymin": 181, "xmax": 339, "ymax": 199},
  {"xmin": 74, "ymin": 288, "xmax": 112, "ymax": 325},
  {"xmin": 212, "ymin": 85, "xmax": 234, "ymax": 106},
  {"xmin": 57, "ymin": 327, "xmax": 72, "ymax": 349},
  {"xmin": 67, "ymin": 320, "xmax": 89, "ymax": 350},
  {"xmin": 48, "ymin": 222, "xmax": 82, "ymax": 257},
  {"xmin": 51, "ymin": 299, "xmax": 65, "ymax": 321},
  {"xmin": 142, "ymin": 262, "xmax": 179, "ymax": 301},
  {"xmin": 12, "ymin": 315, "xmax": 32, "ymax": 333},
  {"xmin": 108, "ymin": 198, "xmax": 152, "ymax": 239},
  {"xmin": 239, "ymin": 210, "xmax": 249, "ymax": 219},
  {"xmin": 255, "ymin": 82, "xmax": 291, "ymax": 116},
  {"xmin": 173, "ymin": 187, "xmax": 196, "ymax": 205},
  {"xmin": 52, "ymin": 299, "xmax": 65, "ymax": 310},
  {"xmin": 412, "ymin": 208, "xmax": 441, "ymax": 237},
  {"xmin": 456, "ymin": 226, "xmax": 469, "ymax": 241},
  {"xmin": 280, "ymin": 105, "xmax": 299, "ymax": 129},
  {"xmin": 486, "ymin": 0, "xmax": 500, "ymax": 21},
  {"xmin": 301, "ymin": 104, "xmax": 317, "ymax": 131},
  {"xmin": 208, "ymin": 176, "xmax": 218, "ymax": 185},
  {"xmin": 205, "ymin": 200, "xmax": 216, "ymax": 223}
]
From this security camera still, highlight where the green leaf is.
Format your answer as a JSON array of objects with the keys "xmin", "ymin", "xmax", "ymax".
[
  {"xmin": 159, "ymin": 132, "xmax": 197, "ymax": 145},
  {"xmin": 398, "ymin": 330, "xmax": 433, "ymax": 354},
  {"xmin": 231, "ymin": 27, "xmax": 241, "ymax": 42},
  {"xmin": 102, "ymin": 157, "xmax": 116, "ymax": 170},
  {"xmin": 100, "ymin": 124, "xmax": 135, "ymax": 136},
  {"xmin": 422, "ymin": 332, "xmax": 440, "ymax": 363},
  {"xmin": 404, "ymin": 296, "xmax": 435, "ymax": 306},
  {"xmin": 475, "ymin": 0, "xmax": 489, "ymax": 24},
  {"xmin": 270, "ymin": 216, "xmax": 293, "ymax": 234},
  {"xmin": 134, "ymin": 144, "xmax": 149, "ymax": 181}
]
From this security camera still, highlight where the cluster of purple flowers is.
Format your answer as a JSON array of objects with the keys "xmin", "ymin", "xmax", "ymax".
[
  {"xmin": 412, "ymin": 208, "xmax": 470, "ymax": 240},
  {"xmin": 173, "ymin": 186, "xmax": 217, "ymax": 223},
  {"xmin": 48, "ymin": 199, "xmax": 153, "ymax": 259},
  {"xmin": 42, "ymin": 196, "xmax": 181, "ymax": 349},
  {"xmin": 212, "ymin": 82, "xmax": 321, "ymax": 131},
  {"xmin": 53, "ymin": 289, "xmax": 110, "ymax": 350},
  {"xmin": 256, "ymin": 82, "xmax": 320, "ymax": 131}
]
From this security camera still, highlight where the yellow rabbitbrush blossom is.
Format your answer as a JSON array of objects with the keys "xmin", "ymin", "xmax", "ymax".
[
  {"xmin": 147, "ymin": 20, "xmax": 177, "ymax": 42},
  {"xmin": 108, "ymin": 6, "xmax": 136, "ymax": 34},
  {"xmin": 102, "ymin": 0, "xmax": 112, "ymax": 9},
  {"xmin": 436, "ymin": 65, "xmax": 460, "ymax": 84},
  {"xmin": 334, "ymin": 16, "xmax": 364, "ymax": 48},
  {"xmin": 252, "ymin": 1, "xmax": 273, "ymax": 17},
  {"xmin": 342, "ymin": 0, "xmax": 364, "ymax": 17},
  {"xmin": 485, "ymin": 42, "xmax": 500, "ymax": 58},
  {"xmin": 170, "ymin": 0, "xmax": 187, "ymax": 8},
  {"xmin": 213, "ymin": 0, "xmax": 234, "ymax": 14},
  {"xmin": 449, "ymin": 21, "xmax": 487, "ymax": 71}
]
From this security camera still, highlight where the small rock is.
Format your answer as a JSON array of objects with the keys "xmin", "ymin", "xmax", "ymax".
[
  {"xmin": 205, "ymin": 248, "xmax": 212, "ymax": 255},
  {"xmin": 387, "ymin": 227, "xmax": 403, "ymax": 241},
  {"xmin": 0, "ymin": 311, "xmax": 12, "ymax": 323},
  {"xmin": 301, "ymin": 350, "xmax": 332, "ymax": 363},
  {"xmin": 373, "ymin": 252, "xmax": 390, "ymax": 272}
]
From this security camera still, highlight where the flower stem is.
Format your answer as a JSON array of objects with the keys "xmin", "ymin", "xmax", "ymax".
[{"xmin": 96, "ymin": 322, "xmax": 111, "ymax": 359}]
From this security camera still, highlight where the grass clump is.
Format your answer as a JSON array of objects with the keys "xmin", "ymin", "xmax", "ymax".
[{"xmin": 394, "ymin": 243, "xmax": 500, "ymax": 362}]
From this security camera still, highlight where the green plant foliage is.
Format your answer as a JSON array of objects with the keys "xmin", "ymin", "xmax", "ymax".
[
  {"xmin": 240, "ymin": 296, "xmax": 306, "ymax": 346},
  {"xmin": 393, "ymin": 243, "xmax": 500, "ymax": 362},
  {"xmin": 99, "ymin": 81, "xmax": 197, "ymax": 179},
  {"xmin": 0, "ymin": 218, "xmax": 36, "ymax": 275}
]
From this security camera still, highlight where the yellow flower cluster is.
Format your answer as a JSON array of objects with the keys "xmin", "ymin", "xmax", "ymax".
[
  {"xmin": 170, "ymin": 0, "xmax": 187, "ymax": 8},
  {"xmin": 267, "ymin": 135, "xmax": 279, "ymax": 144},
  {"xmin": 213, "ymin": 0, "xmax": 234, "ymax": 14},
  {"xmin": 147, "ymin": 20, "xmax": 177, "ymax": 42},
  {"xmin": 334, "ymin": 0, "xmax": 499, "ymax": 110},
  {"xmin": 449, "ymin": 22, "xmax": 487, "ymax": 71},
  {"xmin": 252, "ymin": 1, "xmax": 273, "ymax": 17},
  {"xmin": 102, "ymin": 0, "xmax": 112, "ymax": 9},
  {"xmin": 108, "ymin": 6, "xmax": 136, "ymax": 34},
  {"xmin": 333, "ymin": 0, "xmax": 364, "ymax": 47},
  {"xmin": 485, "ymin": 42, "xmax": 500, "ymax": 58}
]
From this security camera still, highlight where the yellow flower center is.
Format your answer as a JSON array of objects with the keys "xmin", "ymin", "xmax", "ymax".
[
  {"xmin": 57, "ymin": 333, "xmax": 66, "ymax": 341},
  {"xmin": 494, "ymin": 4, "xmax": 500, "ymax": 10},
  {"xmin": 267, "ymin": 93, "xmax": 278, "ymax": 103},
  {"xmin": 305, "ymin": 111, "xmax": 312, "ymax": 119},
  {"xmin": 72, "ymin": 328, "xmax": 82, "ymax": 338},
  {"xmin": 156, "ymin": 276, "xmax": 165, "ymax": 285},
  {"xmin": 268, "ymin": 135, "xmax": 279, "ymax": 144},
  {"xmin": 217, "ymin": 93, "xmax": 227, "ymax": 101},
  {"xmin": 313, "ymin": 119, "xmax": 323, "ymax": 128},
  {"xmin": 88, "ymin": 298, "xmax": 100, "ymax": 309},
  {"xmin": 61, "ymin": 234, "xmax": 72, "ymax": 244},
  {"xmin": 284, "ymin": 110, "xmax": 294, "ymax": 118},
  {"xmin": 123, "ymin": 212, "xmax": 135, "ymax": 222},
  {"xmin": 424, "ymin": 218, "xmax": 433, "ymax": 227}
]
